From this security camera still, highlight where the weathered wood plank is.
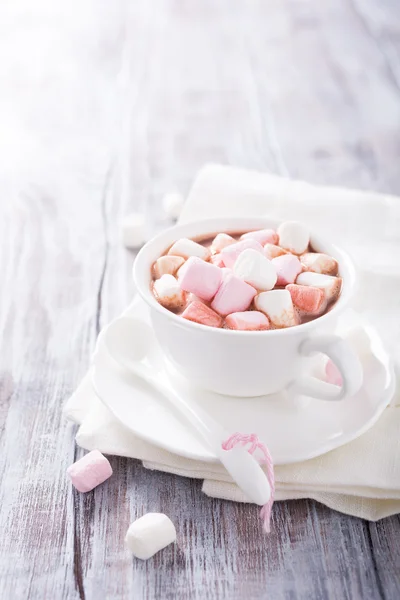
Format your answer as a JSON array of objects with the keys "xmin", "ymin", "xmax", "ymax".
[{"xmin": 0, "ymin": 0, "xmax": 399, "ymax": 598}]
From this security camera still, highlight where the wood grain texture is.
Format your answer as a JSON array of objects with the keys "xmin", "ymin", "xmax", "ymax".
[{"xmin": 0, "ymin": 0, "xmax": 400, "ymax": 598}]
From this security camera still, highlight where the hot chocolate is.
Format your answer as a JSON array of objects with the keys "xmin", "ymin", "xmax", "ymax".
[{"xmin": 151, "ymin": 222, "xmax": 342, "ymax": 330}]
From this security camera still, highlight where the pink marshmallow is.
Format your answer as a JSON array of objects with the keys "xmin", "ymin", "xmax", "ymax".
[
  {"xmin": 241, "ymin": 229, "xmax": 278, "ymax": 246},
  {"xmin": 225, "ymin": 311, "xmax": 270, "ymax": 331},
  {"xmin": 272, "ymin": 254, "xmax": 302, "ymax": 286},
  {"xmin": 325, "ymin": 359, "xmax": 343, "ymax": 386},
  {"xmin": 179, "ymin": 256, "xmax": 222, "ymax": 301},
  {"xmin": 286, "ymin": 284, "xmax": 325, "ymax": 315},
  {"xmin": 182, "ymin": 301, "xmax": 223, "ymax": 328},
  {"xmin": 220, "ymin": 239, "xmax": 264, "ymax": 269},
  {"xmin": 211, "ymin": 273, "xmax": 257, "ymax": 316},
  {"xmin": 210, "ymin": 253, "xmax": 226, "ymax": 268},
  {"xmin": 67, "ymin": 450, "xmax": 113, "ymax": 493}
]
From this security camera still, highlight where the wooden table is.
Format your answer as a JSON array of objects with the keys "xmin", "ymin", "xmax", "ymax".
[{"xmin": 1, "ymin": 1, "xmax": 399, "ymax": 598}]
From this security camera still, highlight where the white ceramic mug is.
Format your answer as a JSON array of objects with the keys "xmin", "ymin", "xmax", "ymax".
[{"xmin": 134, "ymin": 217, "xmax": 363, "ymax": 399}]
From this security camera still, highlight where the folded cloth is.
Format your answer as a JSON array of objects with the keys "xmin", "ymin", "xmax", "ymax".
[{"xmin": 64, "ymin": 164, "xmax": 400, "ymax": 521}]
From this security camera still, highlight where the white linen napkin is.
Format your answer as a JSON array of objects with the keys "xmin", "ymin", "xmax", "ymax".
[{"xmin": 64, "ymin": 164, "xmax": 400, "ymax": 521}]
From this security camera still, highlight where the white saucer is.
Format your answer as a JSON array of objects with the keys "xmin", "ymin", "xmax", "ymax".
[{"xmin": 92, "ymin": 299, "xmax": 395, "ymax": 465}]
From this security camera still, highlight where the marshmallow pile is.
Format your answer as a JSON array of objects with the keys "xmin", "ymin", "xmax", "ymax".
[{"xmin": 152, "ymin": 222, "xmax": 342, "ymax": 330}]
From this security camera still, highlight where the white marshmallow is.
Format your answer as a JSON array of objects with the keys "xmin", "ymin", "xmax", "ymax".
[
  {"xmin": 233, "ymin": 248, "xmax": 277, "ymax": 291},
  {"xmin": 278, "ymin": 221, "xmax": 310, "ymax": 255},
  {"xmin": 254, "ymin": 289, "xmax": 297, "ymax": 328},
  {"xmin": 153, "ymin": 255, "xmax": 185, "ymax": 279},
  {"xmin": 296, "ymin": 272, "xmax": 342, "ymax": 302},
  {"xmin": 162, "ymin": 192, "xmax": 185, "ymax": 219},
  {"xmin": 168, "ymin": 238, "xmax": 211, "ymax": 261},
  {"xmin": 210, "ymin": 233, "xmax": 236, "ymax": 254},
  {"xmin": 125, "ymin": 513, "xmax": 176, "ymax": 560},
  {"xmin": 121, "ymin": 213, "xmax": 146, "ymax": 248},
  {"xmin": 153, "ymin": 274, "xmax": 186, "ymax": 310},
  {"xmin": 300, "ymin": 252, "xmax": 338, "ymax": 275}
]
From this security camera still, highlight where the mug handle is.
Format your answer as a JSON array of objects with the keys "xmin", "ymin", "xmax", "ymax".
[{"xmin": 289, "ymin": 334, "xmax": 363, "ymax": 401}]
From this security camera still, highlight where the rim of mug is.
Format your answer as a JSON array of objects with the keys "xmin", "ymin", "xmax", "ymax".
[{"xmin": 133, "ymin": 216, "xmax": 356, "ymax": 337}]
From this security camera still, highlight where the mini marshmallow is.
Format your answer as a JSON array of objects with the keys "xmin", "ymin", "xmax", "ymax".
[
  {"xmin": 125, "ymin": 513, "xmax": 176, "ymax": 560},
  {"xmin": 254, "ymin": 289, "xmax": 297, "ymax": 328},
  {"xmin": 210, "ymin": 233, "xmax": 236, "ymax": 254},
  {"xmin": 168, "ymin": 238, "xmax": 211, "ymax": 261},
  {"xmin": 220, "ymin": 239, "xmax": 264, "ymax": 269},
  {"xmin": 240, "ymin": 229, "xmax": 278, "ymax": 246},
  {"xmin": 153, "ymin": 274, "xmax": 187, "ymax": 310},
  {"xmin": 300, "ymin": 252, "xmax": 339, "ymax": 276},
  {"xmin": 210, "ymin": 253, "xmax": 225, "ymax": 268},
  {"xmin": 278, "ymin": 221, "xmax": 310, "ymax": 255},
  {"xmin": 182, "ymin": 301, "xmax": 223, "ymax": 328},
  {"xmin": 225, "ymin": 311, "xmax": 270, "ymax": 331},
  {"xmin": 233, "ymin": 248, "xmax": 277, "ymax": 291},
  {"xmin": 263, "ymin": 244, "xmax": 289, "ymax": 260},
  {"xmin": 121, "ymin": 213, "xmax": 146, "ymax": 248},
  {"xmin": 296, "ymin": 272, "xmax": 342, "ymax": 302},
  {"xmin": 153, "ymin": 255, "xmax": 185, "ymax": 279},
  {"xmin": 179, "ymin": 256, "xmax": 222, "ymax": 301},
  {"xmin": 211, "ymin": 273, "xmax": 256, "ymax": 316},
  {"xmin": 272, "ymin": 254, "xmax": 303, "ymax": 286},
  {"xmin": 286, "ymin": 284, "xmax": 325, "ymax": 315},
  {"xmin": 67, "ymin": 450, "xmax": 112, "ymax": 493},
  {"xmin": 162, "ymin": 192, "xmax": 185, "ymax": 219}
]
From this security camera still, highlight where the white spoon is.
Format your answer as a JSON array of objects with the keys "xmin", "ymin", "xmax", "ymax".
[{"xmin": 93, "ymin": 316, "xmax": 271, "ymax": 506}]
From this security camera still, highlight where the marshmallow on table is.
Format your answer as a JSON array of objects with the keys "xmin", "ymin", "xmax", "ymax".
[
  {"xmin": 300, "ymin": 252, "xmax": 339, "ymax": 276},
  {"xmin": 220, "ymin": 239, "xmax": 263, "ymax": 269},
  {"xmin": 225, "ymin": 311, "xmax": 270, "ymax": 331},
  {"xmin": 211, "ymin": 272, "xmax": 256, "ymax": 316},
  {"xmin": 263, "ymin": 244, "xmax": 289, "ymax": 260},
  {"xmin": 168, "ymin": 238, "xmax": 211, "ymax": 261},
  {"xmin": 181, "ymin": 301, "xmax": 223, "ymax": 328},
  {"xmin": 286, "ymin": 283, "xmax": 325, "ymax": 315},
  {"xmin": 278, "ymin": 221, "xmax": 310, "ymax": 255},
  {"xmin": 210, "ymin": 233, "xmax": 236, "ymax": 254},
  {"xmin": 162, "ymin": 192, "xmax": 185, "ymax": 219},
  {"xmin": 153, "ymin": 274, "xmax": 187, "ymax": 310},
  {"xmin": 153, "ymin": 255, "xmax": 185, "ymax": 279},
  {"xmin": 240, "ymin": 228, "xmax": 278, "ymax": 246},
  {"xmin": 255, "ymin": 289, "xmax": 297, "ymax": 328},
  {"xmin": 67, "ymin": 450, "xmax": 112, "ymax": 493},
  {"xmin": 296, "ymin": 272, "xmax": 342, "ymax": 302},
  {"xmin": 121, "ymin": 213, "xmax": 146, "ymax": 248},
  {"xmin": 272, "ymin": 254, "xmax": 303, "ymax": 286},
  {"xmin": 233, "ymin": 248, "xmax": 277, "ymax": 291},
  {"xmin": 179, "ymin": 256, "xmax": 222, "ymax": 301},
  {"xmin": 125, "ymin": 513, "xmax": 176, "ymax": 560},
  {"xmin": 210, "ymin": 253, "xmax": 225, "ymax": 268}
]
